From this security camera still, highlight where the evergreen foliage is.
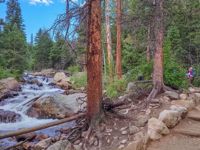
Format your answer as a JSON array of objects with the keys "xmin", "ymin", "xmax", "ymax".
[
  {"xmin": 0, "ymin": 0, "xmax": 199, "ymax": 92},
  {"xmin": 34, "ymin": 29, "xmax": 53, "ymax": 70}
]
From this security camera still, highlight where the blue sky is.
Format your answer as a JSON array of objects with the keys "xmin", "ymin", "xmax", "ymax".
[{"xmin": 0, "ymin": 0, "xmax": 66, "ymax": 42}]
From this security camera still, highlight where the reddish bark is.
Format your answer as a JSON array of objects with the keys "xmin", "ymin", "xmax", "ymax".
[
  {"xmin": 87, "ymin": 0, "xmax": 102, "ymax": 120},
  {"xmin": 147, "ymin": 0, "xmax": 164, "ymax": 101},
  {"xmin": 115, "ymin": 0, "xmax": 122, "ymax": 79}
]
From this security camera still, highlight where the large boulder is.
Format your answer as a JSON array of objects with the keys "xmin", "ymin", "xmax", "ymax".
[
  {"xmin": 47, "ymin": 140, "xmax": 72, "ymax": 150},
  {"xmin": 164, "ymin": 91, "xmax": 179, "ymax": 100},
  {"xmin": 158, "ymin": 110, "xmax": 181, "ymax": 128},
  {"xmin": 0, "ymin": 77, "xmax": 20, "ymax": 100},
  {"xmin": 147, "ymin": 118, "xmax": 169, "ymax": 140},
  {"xmin": 170, "ymin": 105, "xmax": 188, "ymax": 118},
  {"xmin": 171, "ymin": 100, "xmax": 195, "ymax": 110},
  {"xmin": 27, "ymin": 93, "xmax": 86, "ymax": 119},
  {"xmin": 0, "ymin": 109, "xmax": 21, "ymax": 123},
  {"xmin": 53, "ymin": 72, "xmax": 71, "ymax": 90}
]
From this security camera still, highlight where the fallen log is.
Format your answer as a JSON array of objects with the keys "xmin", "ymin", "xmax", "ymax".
[{"xmin": 0, "ymin": 113, "xmax": 85, "ymax": 140}]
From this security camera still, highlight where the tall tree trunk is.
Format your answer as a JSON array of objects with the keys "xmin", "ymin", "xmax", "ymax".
[
  {"xmin": 147, "ymin": 0, "xmax": 164, "ymax": 101},
  {"xmin": 87, "ymin": 0, "xmax": 102, "ymax": 121},
  {"xmin": 146, "ymin": 24, "xmax": 151, "ymax": 63},
  {"xmin": 105, "ymin": 0, "xmax": 113, "ymax": 79},
  {"xmin": 115, "ymin": 0, "xmax": 122, "ymax": 79}
]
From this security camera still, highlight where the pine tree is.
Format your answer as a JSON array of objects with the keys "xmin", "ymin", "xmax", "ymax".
[
  {"xmin": 147, "ymin": 0, "xmax": 164, "ymax": 101},
  {"xmin": 34, "ymin": 29, "xmax": 53, "ymax": 70},
  {"xmin": 6, "ymin": 0, "xmax": 25, "ymax": 33},
  {"xmin": 115, "ymin": 0, "xmax": 122, "ymax": 79},
  {"xmin": 87, "ymin": 0, "xmax": 102, "ymax": 121},
  {"xmin": 1, "ymin": 24, "xmax": 26, "ymax": 73},
  {"xmin": 0, "ymin": 0, "xmax": 27, "ymax": 75},
  {"xmin": 50, "ymin": 32, "xmax": 71, "ymax": 69}
]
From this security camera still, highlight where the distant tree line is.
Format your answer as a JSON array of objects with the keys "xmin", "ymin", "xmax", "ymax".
[{"xmin": 0, "ymin": 0, "xmax": 74, "ymax": 78}]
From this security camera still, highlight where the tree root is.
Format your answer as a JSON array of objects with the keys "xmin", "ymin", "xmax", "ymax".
[
  {"xmin": 146, "ymin": 83, "xmax": 178, "ymax": 107},
  {"xmin": 146, "ymin": 87, "xmax": 160, "ymax": 103}
]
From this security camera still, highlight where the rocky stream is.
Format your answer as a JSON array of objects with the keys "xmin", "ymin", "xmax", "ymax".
[{"xmin": 0, "ymin": 72, "xmax": 86, "ymax": 148}]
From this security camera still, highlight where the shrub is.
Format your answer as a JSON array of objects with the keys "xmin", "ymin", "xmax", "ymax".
[
  {"xmin": 163, "ymin": 36, "xmax": 188, "ymax": 89},
  {"xmin": 70, "ymin": 72, "xmax": 87, "ymax": 88},
  {"xmin": 192, "ymin": 66, "xmax": 200, "ymax": 86},
  {"xmin": 105, "ymin": 77, "xmax": 127, "ymax": 98},
  {"xmin": 67, "ymin": 65, "xmax": 81, "ymax": 74},
  {"xmin": 125, "ymin": 61, "xmax": 153, "ymax": 82},
  {"xmin": 0, "ymin": 67, "xmax": 20, "ymax": 79}
]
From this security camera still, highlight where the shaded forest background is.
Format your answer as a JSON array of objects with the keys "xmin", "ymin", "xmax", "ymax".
[{"xmin": 0, "ymin": 0, "xmax": 199, "ymax": 93}]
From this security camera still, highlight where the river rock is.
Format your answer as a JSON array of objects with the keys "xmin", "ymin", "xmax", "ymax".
[
  {"xmin": 0, "ymin": 109, "xmax": 21, "ymax": 123},
  {"xmin": 27, "ymin": 93, "xmax": 86, "ymax": 119},
  {"xmin": 26, "ymin": 79, "xmax": 42, "ymax": 86},
  {"xmin": 47, "ymin": 140, "xmax": 72, "ymax": 150},
  {"xmin": 23, "ymin": 142, "xmax": 35, "ymax": 150},
  {"xmin": 32, "ymin": 69, "xmax": 56, "ymax": 77},
  {"xmin": 158, "ymin": 110, "xmax": 181, "ymax": 128},
  {"xmin": 147, "ymin": 118, "xmax": 169, "ymax": 140},
  {"xmin": 0, "ymin": 77, "xmax": 20, "ymax": 100},
  {"xmin": 164, "ymin": 91, "xmax": 179, "ymax": 100},
  {"xmin": 53, "ymin": 72, "xmax": 71, "ymax": 90},
  {"xmin": 35, "ymin": 134, "xmax": 49, "ymax": 141},
  {"xmin": 16, "ymin": 133, "xmax": 36, "ymax": 142},
  {"xmin": 34, "ymin": 138, "xmax": 53, "ymax": 150}
]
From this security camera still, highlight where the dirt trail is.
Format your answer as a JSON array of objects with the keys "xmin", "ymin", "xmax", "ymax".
[{"xmin": 147, "ymin": 106, "xmax": 200, "ymax": 150}]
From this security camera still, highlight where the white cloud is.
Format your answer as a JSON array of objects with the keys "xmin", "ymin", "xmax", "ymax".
[{"xmin": 29, "ymin": 0, "xmax": 53, "ymax": 5}]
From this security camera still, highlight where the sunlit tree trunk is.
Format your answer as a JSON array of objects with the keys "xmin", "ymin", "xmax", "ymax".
[
  {"xmin": 105, "ymin": 0, "xmax": 113, "ymax": 79},
  {"xmin": 147, "ymin": 0, "xmax": 164, "ymax": 101},
  {"xmin": 115, "ymin": 0, "xmax": 122, "ymax": 79},
  {"xmin": 146, "ymin": 24, "xmax": 151, "ymax": 63},
  {"xmin": 87, "ymin": 0, "xmax": 102, "ymax": 121}
]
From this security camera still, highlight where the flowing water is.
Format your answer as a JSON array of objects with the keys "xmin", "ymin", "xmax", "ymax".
[{"xmin": 0, "ymin": 73, "xmax": 75, "ymax": 147}]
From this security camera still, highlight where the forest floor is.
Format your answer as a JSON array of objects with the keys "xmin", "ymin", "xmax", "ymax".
[
  {"xmin": 81, "ymin": 93, "xmax": 171, "ymax": 150},
  {"xmin": 91, "ymin": 90, "xmax": 200, "ymax": 150}
]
